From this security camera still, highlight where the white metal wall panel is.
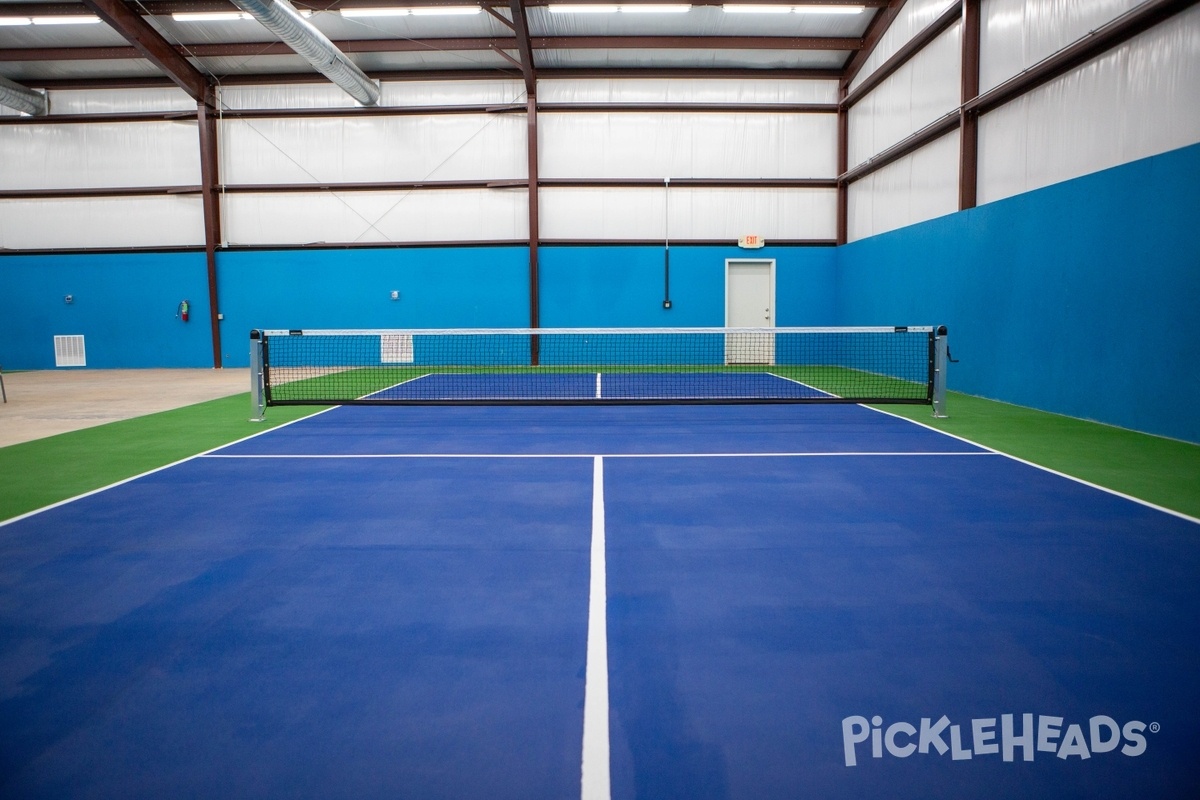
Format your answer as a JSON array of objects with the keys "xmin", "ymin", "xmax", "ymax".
[
  {"xmin": 40, "ymin": 87, "xmax": 197, "ymax": 115},
  {"xmin": 219, "ymin": 114, "xmax": 526, "ymax": 184},
  {"xmin": 0, "ymin": 196, "xmax": 205, "ymax": 249},
  {"xmin": 217, "ymin": 80, "xmax": 527, "ymax": 110},
  {"xmin": 848, "ymin": 22, "xmax": 961, "ymax": 168},
  {"xmin": 848, "ymin": 130, "xmax": 960, "ymax": 242},
  {"xmin": 980, "ymin": 0, "xmax": 1146, "ymax": 92},
  {"xmin": 537, "ymin": 78, "xmax": 840, "ymax": 105},
  {"xmin": 0, "ymin": 121, "xmax": 200, "ymax": 190},
  {"xmin": 978, "ymin": 5, "xmax": 1200, "ymax": 206},
  {"xmin": 540, "ymin": 187, "xmax": 837, "ymax": 241},
  {"xmin": 850, "ymin": 0, "xmax": 958, "ymax": 92},
  {"xmin": 540, "ymin": 112, "xmax": 837, "ymax": 179},
  {"xmin": 222, "ymin": 189, "xmax": 527, "ymax": 245}
]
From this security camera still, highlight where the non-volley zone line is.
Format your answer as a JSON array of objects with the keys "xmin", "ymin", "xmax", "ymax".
[{"xmin": 202, "ymin": 451, "xmax": 996, "ymax": 460}]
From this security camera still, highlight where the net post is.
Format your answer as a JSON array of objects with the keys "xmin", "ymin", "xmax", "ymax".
[
  {"xmin": 249, "ymin": 330, "xmax": 266, "ymax": 422},
  {"xmin": 932, "ymin": 325, "xmax": 949, "ymax": 418}
]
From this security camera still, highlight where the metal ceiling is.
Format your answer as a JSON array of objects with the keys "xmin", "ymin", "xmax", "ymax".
[{"xmin": 0, "ymin": 0, "xmax": 894, "ymax": 89}]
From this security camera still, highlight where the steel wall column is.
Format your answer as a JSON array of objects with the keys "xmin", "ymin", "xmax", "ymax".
[
  {"xmin": 958, "ymin": 0, "xmax": 980, "ymax": 210},
  {"xmin": 197, "ymin": 98, "xmax": 224, "ymax": 368},
  {"xmin": 527, "ymin": 94, "xmax": 540, "ymax": 364},
  {"xmin": 507, "ymin": 0, "xmax": 540, "ymax": 363},
  {"xmin": 836, "ymin": 85, "xmax": 849, "ymax": 244}
]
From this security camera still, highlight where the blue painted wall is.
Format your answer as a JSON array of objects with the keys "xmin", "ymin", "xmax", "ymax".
[
  {"xmin": 539, "ymin": 245, "xmax": 837, "ymax": 328},
  {"xmin": 0, "ymin": 251, "xmax": 213, "ymax": 369},
  {"xmin": 0, "ymin": 244, "xmax": 834, "ymax": 371},
  {"xmin": 215, "ymin": 247, "xmax": 531, "ymax": 366},
  {"xmin": 836, "ymin": 142, "xmax": 1200, "ymax": 443}
]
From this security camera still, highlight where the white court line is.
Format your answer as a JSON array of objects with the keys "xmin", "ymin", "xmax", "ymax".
[
  {"xmin": 361, "ymin": 372, "xmax": 436, "ymax": 400},
  {"xmin": 201, "ymin": 451, "xmax": 995, "ymax": 459},
  {"xmin": 581, "ymin": 456, "xmax": 611, "ymax": 800},
  {"xmin": 861, "ymin": 405, "xmax": 1200, "ymax": 526},
  {"xmin": 595, "ymin": 373, "xmax": 602, "ymax": 399},
  {"xmin": 767, "ymin": 371, "xmax": 839, "ymax": 399},
  {"xmin": 0, "ymin": 405, "xmax": 341, "ymax": 528}
]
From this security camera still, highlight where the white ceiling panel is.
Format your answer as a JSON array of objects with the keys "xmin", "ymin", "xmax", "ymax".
[
  {"xmin": 535, "ymin": 47, "xmax": 851, "ymax": 71},
  {"xmin": 527, "ymin": 5, "xmax": 873, "ymax": 38}
]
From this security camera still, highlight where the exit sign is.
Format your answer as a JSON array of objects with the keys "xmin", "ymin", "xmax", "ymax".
[{"xmin": 738, "ymin": 234, "xmax": 765, "ymax": 249}]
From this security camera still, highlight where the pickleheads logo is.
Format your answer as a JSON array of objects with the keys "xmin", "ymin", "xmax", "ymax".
[{"xmin": 842, "ymin": 714, "xmax": 1158, "ymax": 767}]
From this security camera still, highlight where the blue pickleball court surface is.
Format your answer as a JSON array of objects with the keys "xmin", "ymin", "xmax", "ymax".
[
  {"xmin": 367, "ymin": 371, "xmax": 831, "ymax": 401},
  {"xmin": 1, "ymin": 403, "xmax": 1197, "ymax": 798}
]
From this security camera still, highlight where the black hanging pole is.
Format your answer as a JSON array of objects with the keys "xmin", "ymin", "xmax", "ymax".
[{"xmin": 662, "ymin": 176, "xmax": 672, "ymax": 309}]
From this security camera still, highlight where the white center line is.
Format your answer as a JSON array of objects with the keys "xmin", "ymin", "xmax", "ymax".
[
  {"xmin": 595, "ymin": 372, "xmax": 602, "ymax": 399},
  {"xmin": 581, "ymin": 455, "xmax": 611, "ymax": 800}
]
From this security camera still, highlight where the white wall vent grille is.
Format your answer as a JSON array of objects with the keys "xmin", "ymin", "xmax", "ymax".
[
  {"xmin": 380, "ymin": 334, "xmax": 413, "ymax": 364},
  {"xmin": 54, "ymin": 335, "xmax": 86, "ymax": 367}
]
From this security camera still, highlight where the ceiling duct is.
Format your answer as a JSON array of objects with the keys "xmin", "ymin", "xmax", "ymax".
[
  {"xmin": 0, "ymin": 74, "xmax": 48, "ymax": 116},
  {"xmin": 229, "ymin": 0, "xmax": 380, "ymax": 106}
]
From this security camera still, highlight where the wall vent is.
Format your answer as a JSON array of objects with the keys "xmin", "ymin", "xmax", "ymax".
[
  {"xmin": 380, "ymin": 334, "xmax": 413, "ymax": 364},
  {"xmin": 54, "ymin": 335, "xmax": 86, "ymax": 367}
]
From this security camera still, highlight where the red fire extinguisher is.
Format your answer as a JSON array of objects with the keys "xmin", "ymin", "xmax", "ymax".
[{"xmin": 179, "ymin": 300, "xmax": 190, "ymax": 322}]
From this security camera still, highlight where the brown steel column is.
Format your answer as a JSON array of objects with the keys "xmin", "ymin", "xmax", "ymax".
[
  {"xmin": 958, "ymin": 0, "xmax": 981, "ymax": 210},
  {"xmin": 836, "ymin": 85, "xmax": 849, "ymax": 245},
  {"xmin": 509, "ymin": 0, "xmax": 540, "ymax": 364},
  {"xmin": 197, "ymin": 97, "xmax": 224, "ymax": 368},
  {"xmin": 527, "ymin": 94, "xmax": 540, "ymax": 365}
]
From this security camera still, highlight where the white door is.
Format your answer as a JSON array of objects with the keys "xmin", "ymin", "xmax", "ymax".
[{"xmin": 725, "ymin": 260, "xmax": 775, "ymax": 364}]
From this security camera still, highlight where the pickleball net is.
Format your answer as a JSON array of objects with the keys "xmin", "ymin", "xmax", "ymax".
[{"xmin": 250, "ymin": 326, "xmax": 950, "ymax": 414}]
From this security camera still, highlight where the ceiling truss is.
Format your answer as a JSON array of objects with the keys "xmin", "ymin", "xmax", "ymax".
[{"xmin": 1, "ymin": 0, "xmax": 879, "ymax": 88}]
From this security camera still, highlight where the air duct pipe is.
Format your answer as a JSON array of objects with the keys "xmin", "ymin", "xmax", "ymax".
[
  {"xmin": 0, "ymin": 75, "xmax": 48, "ymax": 116},
  {"xmin": 230, "ymin": 0, "xmax": 380, "ymax": 106}
]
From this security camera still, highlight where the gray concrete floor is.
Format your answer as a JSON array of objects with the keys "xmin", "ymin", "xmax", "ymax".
[{"xmin": 0, "ymin": 369, "xmax": 248, "ymax": 448}]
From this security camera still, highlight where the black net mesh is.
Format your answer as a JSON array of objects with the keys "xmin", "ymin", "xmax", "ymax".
[{"xmin": 257, "ymin": 327, "xmax": 935, "ymax": 405}]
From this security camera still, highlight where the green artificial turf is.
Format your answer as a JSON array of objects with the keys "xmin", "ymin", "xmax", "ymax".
[
  {"xmin": 0, "ymin": 394, "xmax": 323, "ymax": 523},
  {"xmin": 1, "ymin": 388, "xmax": 1196, "ymax": 524},
  {"xmin": 875, "ymin": 392, "xmax": 1200, "ymax": 519}
]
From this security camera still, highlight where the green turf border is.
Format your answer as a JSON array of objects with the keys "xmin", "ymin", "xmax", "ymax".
[
  {"xmin": 2, "ymin": 390, "xmax": 1197, "ymax": 524},
  {"xmin": 0, "ymin": 394, "xmax": 324, "ymax": 523},
  {"xmin": 873, "ymin": 392, "xmax": 1200, "ymax": 520}
]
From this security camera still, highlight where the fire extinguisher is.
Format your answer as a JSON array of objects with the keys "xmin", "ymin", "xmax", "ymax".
[{"xmin": 178, "ymin": 300, "xmax": 190, "ymax": 322}]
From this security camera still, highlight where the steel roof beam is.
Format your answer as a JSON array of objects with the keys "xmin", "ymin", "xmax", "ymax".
[
  {"xmin": 0, "ymin": 35, "xmax": 863, "ymax": 62},
  {"xmin": 507, "ymin": 0, "xmax": 536, "ymax": 96},
  {"xmin": 839, "ymin": 0, "xmax": 902, "ymax": 87},
  {"xmin": 0, "ymin": 0, "xmax": 887, "ymax": 12},
  {"xmin": 23, "ymin": 66, "xmax": 842, "ymax": 90},
  {"xmin": 80, "ymin": 0, "xmax": 213, "ymax": 104}
]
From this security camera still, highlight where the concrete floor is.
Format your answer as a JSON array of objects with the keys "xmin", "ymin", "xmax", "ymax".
[{"xmin": 0, "ymin": 369, "xmax": 248, "ymax": 448}]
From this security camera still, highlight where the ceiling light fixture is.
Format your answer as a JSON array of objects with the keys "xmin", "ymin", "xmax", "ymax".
[
  {"xmin": 0, "ymin": 16, "xmax": 32, "ymax": 26},
  {"xmin": 31, "ymin": 15, "xmax": 102, "ymax": 24}
]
